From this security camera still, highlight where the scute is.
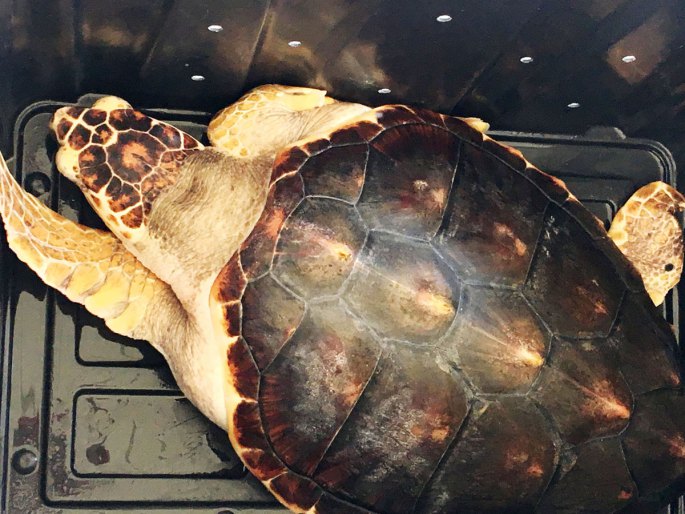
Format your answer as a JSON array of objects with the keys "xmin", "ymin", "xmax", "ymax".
[
  {"xmin": 272, "ymin": 197, "xmax": 366, "ymax": 299},
  {"xmin": 343, "ymin": 231, "xmax": 459, "ymax": 344},
  {"xmin": 435, "ymin": 141, "xmax": 548, "ymax": 287},
  {"xmin": 241, "ymin": 274, "xmax": 305, "ymax": 369},
  {"xmin": 440, "ymin": 287, "xmax": 550, "ymax": 394},
  {"xmin": 537, "ymin": 438, "xmax": 637, "ymax": 513},
  {"xmin": 524, "ymin": 203, "xmax": 626, "ymax": 338},
  {"xmin": 239, "ymin": 173, "xmax": 304, "ymax": 279},
  {"xmin": 622, "ymin": 390, "xmax": 685, "ymax": 497},
  {"xmin": 532, "ymin": 337, "xmax": 633, "ymax": 445},
  {"xmin": 212, "ymin": 106, "xmax": 685, "ymax": 513},
  {"xmin": 269, "ymin": 473, "xmax": 323, "ymax": 512},
  {"xmin": 313, "ymin": 343, "xmax": 469, "ymax": 513},
  {"xmin": 610, "ymin": 293, "xmax": 681, "ymax": 395},
  {"xmin": 416, "ymin": 397, "xmax": 556, "ymax": 513},
  {"xmin": 356, "ymin": 123, "xmax": 459, "ymax": 239},
  {"xmin": 260, "ymin": 300, "xmax": 382, "ymax": 476},
  {"xmin": 300, "ymin": 143, "xmax": 367, "ymax": 202}
]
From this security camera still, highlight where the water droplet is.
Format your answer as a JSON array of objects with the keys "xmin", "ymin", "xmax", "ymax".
[
  {"xmin": 207, "ymin": 24, "xmax": 223, "ymax": 33},
  {"xmin": 622, "ymin": 55, "xmax": 636, "ymax": 63},
  {"xmin": 436, "ymin": 14, "xmax": 452, "ymax": 22},
  {"xmin": 288, "ymin": 40, "xmax": 302, "ymax": 48},
  {"xmin": 191, "ymin": 75, "xmax": 206, "ymax": 82},
  {"xmin": 567, "ymin": 102, "xmax": 581, "ymax": 109},
  {"xmin": 12, "ymin": 448, "xmax": 38, "ymax": 475},
  {"xmin": 378, "ymin": 88, "xmax": 392, "ymax": 94},
  {"xmin": 520, "ymin": 56, "xmax": 534, "ymax": 64}
]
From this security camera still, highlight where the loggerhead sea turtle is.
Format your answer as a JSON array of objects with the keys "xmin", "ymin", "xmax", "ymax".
[{"xmin": 1, "ymin": 84, "xmax": 685, "ymax": 513}]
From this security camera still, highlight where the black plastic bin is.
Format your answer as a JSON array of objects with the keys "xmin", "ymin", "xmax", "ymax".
[{"xmin": 1, "ymin": 1, "xmax": 684, "ymax": 512}]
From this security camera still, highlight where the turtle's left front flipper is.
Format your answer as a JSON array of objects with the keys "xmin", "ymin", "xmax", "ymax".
[
  {"xmin": 609, "ymin": 181, "xmax": 685, "ymax": 306},
  {"xmin": 0, "ymin": 151, "xmax": 185, "ymax": 346}
]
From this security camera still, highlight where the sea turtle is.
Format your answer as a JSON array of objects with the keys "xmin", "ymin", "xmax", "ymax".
[{"xmin": 1, "ymin": 84, "xmax": 685, "ymax": 513}]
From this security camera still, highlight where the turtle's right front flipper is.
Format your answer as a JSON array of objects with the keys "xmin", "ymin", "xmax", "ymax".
[{"xmin": 0, "ymin": 151, "xmax": 185, "ymax": 346}]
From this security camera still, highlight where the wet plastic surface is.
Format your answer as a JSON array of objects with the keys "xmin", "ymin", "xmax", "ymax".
[{"xmin": 0, "ymin": 98, "xmax": 681, "ymax": 513}]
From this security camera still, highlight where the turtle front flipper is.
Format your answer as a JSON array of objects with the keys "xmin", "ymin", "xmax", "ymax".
[
  {"xmin": 1, "ymin": 151, "xmax": 234, "ymax": 428},
  {"xmin": 50, "ymin": 97, "xmax": 203, "ymax": 244},
  {"xmin": 0, "ymin": 150, "xmax": 185, "ymax": 342},
  {"xmin": 608, "ymin": 181, "xmax": 685, "ymax": 306}
]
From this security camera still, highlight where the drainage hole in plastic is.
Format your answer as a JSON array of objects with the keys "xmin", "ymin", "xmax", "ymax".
[{"xmin": 12, "ymin": 448, "xmax": 38, "ymax": 475}]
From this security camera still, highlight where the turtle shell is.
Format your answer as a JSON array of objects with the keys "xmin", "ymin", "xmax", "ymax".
[{"xmin": 212, "ymin": 106, "xmax": 685, "ymax": 513}]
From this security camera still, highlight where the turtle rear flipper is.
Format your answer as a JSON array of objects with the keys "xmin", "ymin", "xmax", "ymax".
[
  {"xmin": 609, "ymin": 181, "xmax": 685, "ymax": 306},
  {"xmin": 208, "ymin": 84, "xmax": 373, "ymax": 158},
  {"xmin": 0, "ymin": 150, "xmax": 184, "ymax": 343}
]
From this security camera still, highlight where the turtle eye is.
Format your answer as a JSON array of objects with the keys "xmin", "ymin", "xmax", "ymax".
[{"xmin": 665, "ymin": 263, "xmax": 675, "ymax": 272}]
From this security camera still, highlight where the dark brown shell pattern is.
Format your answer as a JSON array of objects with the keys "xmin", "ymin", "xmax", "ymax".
[{"xmin": 214, "ymin": 106, "xmax": 685, "ymax": 513}]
